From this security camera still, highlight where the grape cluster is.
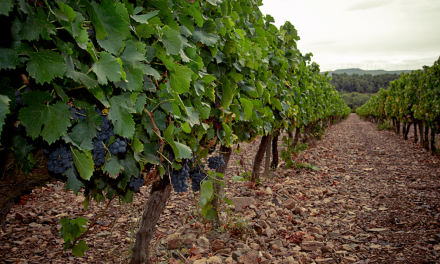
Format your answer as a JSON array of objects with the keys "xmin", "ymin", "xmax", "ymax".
[
  {"xmin": 46, "ymin": 145, "xmax": 73, "ymax": 174},
  {"xmin": 208, "ymin": 155, "xmax": 225, "ymax": 170},
  {"xmin": 170, "ymin": 164, "xmax": 189, "ymax": 193},
  {"xmin": 208, "ymin": 144, "xmax": 216, "ymax": 154},
  {"xmin": 15, "ymin": 87, "xmax": 30, "ymax": 105},
  {"xmin": 189, "ymin": 164, "xmax": 206, "ymax": 192},
  {"xmin": 92, "ymin": 109, "xmax": 115, "ymax": 165},
  {"xmin": 87, "ymin": 27, "xmax": 95, "ymax": 38},
  {"xmin": 129, "ymin": 175, "xmax": 145, "ymax": 191},
  {"xmin": 70, "ymin": 107, "xmax": 86, "ymax": 122},
  {"xmin": 108, "ymin": 137, "xmax": 128, "ymax": 154}
]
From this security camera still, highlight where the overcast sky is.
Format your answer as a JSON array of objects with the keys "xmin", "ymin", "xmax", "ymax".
[{"xmin": 259, "ymin": 0, "xmax": 440, "ymax": 72}]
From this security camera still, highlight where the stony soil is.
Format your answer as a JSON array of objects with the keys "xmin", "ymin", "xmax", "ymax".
[{"xmin": 1, "ymin": 113, "xmax": 440, "ymax": 264}]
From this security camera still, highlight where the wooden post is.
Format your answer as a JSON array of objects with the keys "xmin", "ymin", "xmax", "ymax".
[{"xmin": 265, "ymin": 134, "xmax": 271, "ymax": 177}]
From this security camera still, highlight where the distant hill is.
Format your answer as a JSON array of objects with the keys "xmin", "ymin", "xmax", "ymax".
[{"xmin": 322, "ymin": 68, "xmax": 415, "ymax": 76}]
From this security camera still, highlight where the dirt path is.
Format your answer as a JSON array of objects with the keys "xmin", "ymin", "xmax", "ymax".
[{"xmin": 1, "ymin": 113, "xmax": 440, "ymax": 264}]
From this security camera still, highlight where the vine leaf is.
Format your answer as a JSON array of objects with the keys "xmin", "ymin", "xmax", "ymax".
[
  {"xmin": 65, "ymin": 55, "xmax": 98, "ymax": 88},
  {"xmin": 0, "ymin": 94, "xmax": 10, "ymax": 138},
  {"xmin": 72, "ymin": 240, "xmax": 89, "ymax": 257},
  {"xmin": 170, "ymin": 65, "xmax": 193, "ymax": 94},
  {"xmin": 92, "ymin": 52, "xmax": 122, "ymax": 85},
  {"xmin": 26, "ymin": 50, "xmax": 65, "ymax": 84},
  {"xmin": 193, "ymin": 28, "xmax": 219, "ymax": 46},
  {"xmin": 161, "ymin": 26, "xmax": 182, "ymax": 55},
  {"xmin": 240, "ymin": 98, "xmax": 253, "ymax": 120},
  {"xmin": 0, "ymin": 47, "xmax": 20, "ymax": 70},
  {"xmin": 18, "ymin": 91, "xmax": 71, "ymax": 144},
  {"xmin": 90, "ymin": 0, "xmax": 130, "ymax": 54},
  {"xmin": 63, "ymin": 167, "xmax": 84, "ymax": 194},
  {"xmin": 130, "ymin": 10, "xmax": 159, "ymax": 24},
  {"xmin": 19, "ymin": 8, "xmax": 56, "ymax": 41},
  {"xmin": 0, "ymin": 0, "xmax": 14, "ymax": 16},
  {"xmin": 107, "ymin": 93, "xmax": 136, "ymax": 138},
  {"xmin": 70, "ymin": 147, "xmax": 94, "ymax": 181},
  {"xmin": 104, "ymin": 155, "xmax": 123, "ymax": 178}
]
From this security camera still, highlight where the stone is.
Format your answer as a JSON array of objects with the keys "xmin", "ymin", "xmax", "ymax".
[
  {"xmin": 300, "ymin": 241, "xmax": 324, "ymax": 251},
  {"xmin": 308, "ymin": 226, "xmax": 321, "ymax": 234},
  {"xmin": 329, "ymin": 231, "xmax": 340, "ymax": 238},
  {"xmin": 270, "ymin": 240, "xmax": 283, "ymax": 248},
  {"xmin": 230, "ymin": 197, "xmax": 254, "ymax": 212},
  {"xmin": 313, "ymin": 234, "xmax": 325, "ymax": 242},
  {"xmin": 15, "ymin": 212, "xmax": 24, "ymax": 220},
  {"xmin": 266, "ymin": 187, "xmax": 273, "ymax": 195},
  {"xmin": 212, "ymin": 239, "xmax": 225, "ymax": 252},
  {"xmin": 315, "ymin": 258, "xmax": 336, "ymax": 264},
  {"xmin": 238, "ymin": 251, "xmax": 259, "ymax": 264},
  {"xmin": 271, "ymin": 244, "xmax": 279, "ymax": 251},
  {"xmin": 197, "ymin": 236, "xmax": 210, "ymax": 248},
  {"xmin": 167, "ymin": 238, "xmax": 182, "ymax": 250},
  {"xmin": 224, "ymin": 257, "xmax": 235, "ymax": 264},
  {"xmin": 249, "ymin": 243, "xmax": 260, "ymax": 250},
  {"xmin": 207, "ymin": 256, "xmax": 222, "ymax": 263},
  {"xmin": 293, "ymin": 207, "xmax": 302, "ymax": 215},
  {"xmin": 343, "ymin": 257, "xmax": 356, "ymax": 263},
  {"xmin": 283, "ymin": 256, "xmax": 298, "ymax": 264},
  {"xmin": 282, "ymin": 199, "xmax": 296, "ymax": 210},
  {"xmin": 366, "ymin": 228, "xmax": 388, "ymax": 233},
  {"xmin": 232, "ymin": 251, "xmax": 243, "ymax": 261}
]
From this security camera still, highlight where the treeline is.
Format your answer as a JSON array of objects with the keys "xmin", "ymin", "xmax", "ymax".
[
  {"xmin": 341, "ymin": 92, "xmax": 372, "ymax": 111},
  {"xmin": 331, "ymin": 73, "xmax": 401, "ymax": 93}
]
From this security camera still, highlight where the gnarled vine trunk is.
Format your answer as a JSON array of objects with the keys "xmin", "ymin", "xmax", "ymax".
[
  {"xmin": 0, "ymin": 148, "xmax": 55, "ymax": 231},
  {"xmin": 404, "ymin": 122, "xmax": 412, "ymax": 140},
  {"xmin": 292, "ymin": 127, "xmax": 300, "ymax": 148},
  {"xmin": 419, "ymin": 121, "xmax": 424, "ymax": 146},
  {"xmin": 212, "ymin": 145, "xmax": 232, "ymax": 228},
  {"xmin": 414, "ymin": 120, "xmax": 418, "ymax": 144},
  {"xmin": 251, "ymin": 135, "xmax": 270, "ymax": 183},
  {"xmin": 424, "ymin": 125, "xmax": 430, "ymax": 150},
  {"xmin": 431, "ymin": 128, "xmax": 436, "ymax": 154},
  {"xmin": 270, "ymin": 134, "xmax": 279, "ymax": 168},
  {"xmin": 131, "ymin": 172, "xmax": 171, "ymax": 264}
]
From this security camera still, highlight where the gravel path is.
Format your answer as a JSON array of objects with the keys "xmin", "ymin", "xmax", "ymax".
[{"xmin": 1, "ymin": 113, "xmax": 440, "ymax": 264}]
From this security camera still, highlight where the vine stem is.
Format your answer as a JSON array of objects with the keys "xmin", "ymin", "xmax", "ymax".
[
  {"xmin": 143, "ymin": 108, "xmax": 166, "ymax": 162},
  {"xmin": 69, "ymin": 196, "xmax": 115, "ymax": 249}
]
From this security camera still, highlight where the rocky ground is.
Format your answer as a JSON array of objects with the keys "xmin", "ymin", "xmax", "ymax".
[{"xmin": 1, "ymin": 113, "xmax": 440, "ymax": 264}]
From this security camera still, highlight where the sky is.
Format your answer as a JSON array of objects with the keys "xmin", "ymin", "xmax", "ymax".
[{"xmin": 259, "ymin": 0, "xmax": 440, "ymax": 72}]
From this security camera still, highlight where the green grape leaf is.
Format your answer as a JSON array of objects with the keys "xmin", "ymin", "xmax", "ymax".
[
  {"xmin": 65, "ymin": 56, "xmax": 98, "ymax": 89},
  {"xmin": 174, "ymin": 142, "xmax": 192, "ymax": 159},
  {"xmin": 240, "ymin": 98, "xmax": 253, "ymax": 120},
  {"xmin": 161, "ymin": 26, "xmax": 182, "ymax": 55},
  {"xmin": 91, "ymin": 0, "xmax": 130, "ymax": 54},
  {"xmin": 181, "ymin": 122, "xmax": 191, "ymax": 133},
  {"xmin": 132, "ymin": 137, "xmax": 143, "ymax": 153},
  {"xmin": 207, "ymin": 0, "xmax": 223, "ymax": 5},
  {"xmin": 130, "ymin": 10, "xmax": 159, "ymax": 24},
  {"xmin": 220, "ymin": 77, "xmax": 235, "ymax": 109},
  {"xmin": 136, "ymin": 23, "xmax": 155, "ymax": 39},
  {"xmin": 55, "ymin": 1, "xmax": 76, "ymax": 22},
  {"xmin": 156, "ymin": 53, "xmax": 175, "ymax": 71},
  {"xmin": 199, "ymin": 179, "xmax": 213, "ymax": 206},
  {"xmin": 134, "ymin": 93, "xmax": 147, "ymax": 113},
  {"xmin": 68, "ymin": 121, "xmax": 97, "ymax": 151},
  {"xmin": 107, "ymin": 93, "xmax": 136, "ymax": 138},
  {"xmin": 144, "ymin": 65, "xmax": 161, "ymax": 80},
  {"xmin": 0, "ymin": 47, "xmax": 20, "ymax": 70},
  {"xmin": 19, "ymin": 8, "xmax": 56, "ymax": 41},
  {"xmin": 193, "ymin": 28, "xmax": 219, "ymax": 46},
  {"xmin": 19, "ymin": 92, "xmax": 71, "ymax": 144},
  {"xmin": 104, "ymin": 155, "xmax": 123, "ymax": 178},
  {"xmin": 0, "ymin": 0, "xmax": 14, "ymax": 16},
  {"xmin": 120, "ymin": 41, "xmax": 146, "ymax": 66},
  {"xmin": 26, "ymin": 50, "xmax": 65, "ymax": 84},
  {"xmin": 0, "ymin": 94, "xmax": 10, "ymax": 137},
  {"xmin": 164, "ymin": 123, "xmax": 178, "ymax": 156},
  {"xmin": 70, "ymin": 147, "xmax": 94, "ymax": 181},
  {"xmin": 119, "ymin": 150, "xmax": 139, "ymax": 177},
  {"xmin": 170, "ymin": 65, "xmax": 193, "ymax": 94},
  {"xmin": 92, "ymin": 52, "xmax": 122, "ymax": 85},
  {"xmin": 63, "ymin": 167, "xmax": 84, "ymax": 194},
  {"xmin": 72, "ymin": 241, "xmax": 89, "ymax": 257},
  {"xmin": 185, "ymin": 5, "xmax": 204, "ymax": 27}
]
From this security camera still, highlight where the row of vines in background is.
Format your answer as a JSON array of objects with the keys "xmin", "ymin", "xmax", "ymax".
[
  {"xmin": 356, "ymin": 57, "xmax": 440, "ymax": 153},
  {"xmin": 0, "ymin": 0, "xmax": 350, "ymax": 262}
]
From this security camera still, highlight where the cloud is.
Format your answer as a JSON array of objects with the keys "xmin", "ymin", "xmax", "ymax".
[{"xmin": 346, "ymin": 0, "xmax": 393, "ymax": 11}]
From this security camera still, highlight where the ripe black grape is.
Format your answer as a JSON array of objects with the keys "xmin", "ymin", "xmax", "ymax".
[
  {"xmin": 87, "ymin": 27, "xmax": 95, "ymax": 38},
  {"xmin": 208, "ymin": 155, "xmax": 225, "ymax": 170},
  {"xmin": 170, "ymin": 164, "xmax": 189, "ymax": 193},
  {"xmin": 47, "ymin": 145, "xmax": 73, "ymax": 174},
  {"xmin": 92, "ymin": 139, "xmax": 106, "ymax": 166},
  {"xmin": 15, "ymin": 90, "xmax": 23, "ymax": 104},
  {"xmin": 70, "ymin": 107, "xmax": 86, "ymax": 122},
  {"xmin": 129, "ymin": 175, "xmax": 145, "ymax": 191},
  {"xmin": 189, "ymin": 164, "xmax": 206, "ymax": 192},
  {"xmin": 108, "ymin": 137, "xmax": 128, "ymax": 154}
]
